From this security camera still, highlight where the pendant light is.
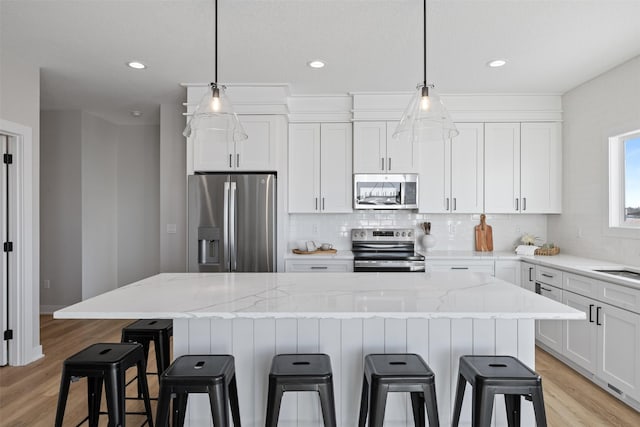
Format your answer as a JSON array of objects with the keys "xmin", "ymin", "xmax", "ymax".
[
  {"xmin": 393, "ymin": 0, "xmax": 458, "ymax": 143},
  {"xmin": 183, "ymin": 0, "xmax": 247, "ymax": 142}
]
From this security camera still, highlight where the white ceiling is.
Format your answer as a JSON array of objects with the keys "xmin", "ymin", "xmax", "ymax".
[{"xmin": 2, "ymin": 0, "xmax": 640, "ymax": 125}]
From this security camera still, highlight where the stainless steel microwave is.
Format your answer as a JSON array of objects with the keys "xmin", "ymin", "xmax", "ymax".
[{"xmin": 353, "ymin": 174, "xmax": 419, "ymax": 210}]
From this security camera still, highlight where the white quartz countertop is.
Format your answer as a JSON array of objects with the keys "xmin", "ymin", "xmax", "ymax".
[
  {"xmin": 284, "ymin": 250, "xmax": 353, "ymax": 260},
  {"xmin": 54, "ymin": 272, "xmax": 583, "ymax": 321}
]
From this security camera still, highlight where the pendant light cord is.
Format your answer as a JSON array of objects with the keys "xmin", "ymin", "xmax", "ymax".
[
  {"xmin": 214, "ymin": 0, "xmax": 218, "ymax": 84},
  {"xmin": 423, "ymin": 0, "xmax": 427, "ymax": 87}
]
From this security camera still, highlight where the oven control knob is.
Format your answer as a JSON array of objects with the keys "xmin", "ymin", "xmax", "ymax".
[
  {"xmin": 396, "ymin": 232, "xmax": 400, "ymax": 236},
  {"xmin": 402, "ymin": 232, "xmax": 406, "ymax": 237},
  {"xmin": 408, "ymin": 231, "xmax": 412, "ymax": 237},
  {"xmin": 360, "ymin": 232, "xmax": 365, "ymax": 238}
]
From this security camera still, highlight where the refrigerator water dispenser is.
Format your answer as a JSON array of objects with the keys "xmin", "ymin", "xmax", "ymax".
[{"xmin": 198, "ymin": 226, "xmax": 220, "ymax": 265}]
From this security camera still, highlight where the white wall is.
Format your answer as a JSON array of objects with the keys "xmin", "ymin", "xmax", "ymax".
[
  {"xmin": 0, "ymin": 48, "xmax": 41, "ymax": 360},
  {"xmin": 160, "ymin": 103, "xmax": 187, "ymax": 272},
  {"xmin": 548, "ymin": 55, "xmax": 640, "ymax": 266},
  {"xmin": 81, "ymin": 112, "xmax": 118, "ymax": 299},
  {"xmin": 289, "ymin": 212, "xmax": 548, "ymax": 252},
  {"xmin": 40, "ymin": 111, "xmax": 82, "ymax": 306},
  {"xmin": 117, "ymin": 124, "xmax": 160, "ymax": 286}
]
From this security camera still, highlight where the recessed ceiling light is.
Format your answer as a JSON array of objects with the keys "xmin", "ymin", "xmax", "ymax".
[
  {"xmin": 127, "ymin": 61, "xmax": 147, "ymax": 70},
  {"xmin": 307, "ymin": 60, "xmax": 326, "ymax": 69},
  {"xmin": 487, "ymin": 59, "xmax": 507, "ymax": 68},
  {"xmin": 130, "ymin": 110, "xmax": 143, "ymax": 117}
]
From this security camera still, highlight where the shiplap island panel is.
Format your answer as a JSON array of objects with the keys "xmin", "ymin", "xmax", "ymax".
[{"xmin": 55, "ymin": 272, "xmax": 583, "ymax": 426}]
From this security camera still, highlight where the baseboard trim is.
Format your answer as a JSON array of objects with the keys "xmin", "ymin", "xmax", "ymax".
[{"xmin": 40, "ymin": 305, "xmax": 65, "ymax": 314}]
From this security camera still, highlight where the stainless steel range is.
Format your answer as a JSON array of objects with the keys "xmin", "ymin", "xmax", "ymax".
[{"xmin": 351, "ymin": 228, "xmax": 425, "ymax": 272}]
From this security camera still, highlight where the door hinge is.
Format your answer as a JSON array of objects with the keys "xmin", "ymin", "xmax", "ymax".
[
  {"xmin": 3, "ymin": 330, "xmax": 13, "ymax": 340},
  {"xmin": 3, "ymin": 154, "xmax": 12, "ymax": 164},
  {"xmin": 3, "ymin": 242, "xmax": 13, "ymax": 252}
]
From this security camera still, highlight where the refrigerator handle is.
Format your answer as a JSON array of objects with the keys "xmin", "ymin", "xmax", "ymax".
[
  {"xmin": 223, "ymin": 181, "xmax": 230, "ymax": 271},
  {"xmin": 230, "ymin": 181, "xmax": 237, "ymax": 271}
]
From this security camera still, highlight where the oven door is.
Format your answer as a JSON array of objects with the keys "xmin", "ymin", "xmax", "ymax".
[{"xmin": 354, "ymin": 259, "xmax": 425, "ymax": 272}]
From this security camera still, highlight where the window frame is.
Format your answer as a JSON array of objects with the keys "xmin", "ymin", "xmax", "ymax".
[{"xmin": 609, "ymin": 129, "xmax": 640, "ymax": 230}]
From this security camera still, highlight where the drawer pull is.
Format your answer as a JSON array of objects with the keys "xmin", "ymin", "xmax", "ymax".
[
  {"xmin": 310, "ymin": 266, "xmax": 328, "ymax": 270},
  {"xmin": 451, "ymin": 267, "xmax": 469, "ymax": 270},
  {"xmin": 541, "ymin": 273, "xmax": 554, "ymax": 278},
  {"xmin": 540, "ymin": 286, "xmax": 553, "ymax": 292}
]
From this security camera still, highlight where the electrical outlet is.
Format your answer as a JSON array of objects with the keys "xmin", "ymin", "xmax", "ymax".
[
  {"xmin": 515, "ymin": 226, "xmax": 521, "ymax": 234},
  {"xmin": 312, "ymin": 224, "xmax": 319, "ymax": 235},
  {"xmin": 44, "ymin": 279, "xmax": 50, "ymax": 289}
]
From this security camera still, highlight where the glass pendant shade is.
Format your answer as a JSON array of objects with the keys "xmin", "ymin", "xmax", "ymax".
[
  {"xmin": 393, "ymin": 84, "xmax": 459, "ymax": 143},
  {"xmin": 183, "ymin": 84, "xmax": 247, "ymax": 142}
]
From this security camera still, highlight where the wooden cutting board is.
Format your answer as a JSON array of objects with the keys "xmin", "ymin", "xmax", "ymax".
[{"xmin": 475, "ymin": 214, "xmax": 493, "ymax": 252}]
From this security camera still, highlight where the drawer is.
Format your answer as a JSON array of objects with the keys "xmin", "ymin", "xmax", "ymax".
[
  {"xmin": 427, "ymin": 260, "xmax": 494, "ymax": 275},
  {"xmin": 285, "ymin": 260, "xmax": 353, "ymax": 272},
  {"xmin": 600, "ymin": 281, "xmax": 640, "ymax": 314},
  {"xmin": 564, "ymin": 273, "xmax": 599, "ymax": 299},
  {"xmin": 536, "ymin": 266, "xmax": 562, "ymax": 288}
]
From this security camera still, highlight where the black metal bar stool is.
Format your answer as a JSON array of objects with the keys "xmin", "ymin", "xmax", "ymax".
[
  {"xmin": 451, "ymin": 355, "xmax": 547, "ymax": 427},
  {"xmin": 121, "ymin": 319, "xmax": 173, "ymax": 397},
  {"xmin": 265, "ymin": 353, "xmax": 337, "ymax": 427},
  {"xmin": 155, "ymin": 354, "xmax": 241, "ymax": 427},
  {"xmin": 357, "ymin": 353, "xmax": 439, "ymax": 427},
  {"xmin": 54, "ymin": 342, "xmax": 154, "ymax": 427}
]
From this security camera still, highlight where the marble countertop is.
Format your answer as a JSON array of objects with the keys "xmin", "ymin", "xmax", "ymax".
[{"xmin": 54, "ymin": 272, "xmax": 584, "ymax": 321}]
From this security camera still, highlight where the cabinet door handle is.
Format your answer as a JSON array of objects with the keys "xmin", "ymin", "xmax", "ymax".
[
  {"xmin": 388, "ymin": 157, "xmax": 392, "ymax": 170},
  {"xmin": 311, "ymin": 266, "xmax": 328, "ymax": 270},
  {"xmin": 322, "ymin": 197, "xmax": 325, "ymax": 210},
  {"xmin": 523, "ymin": 197, "xmax": 527, "ymax": 211},
  {"xmin": 453, "ymin": 198, "xmax": 457, "ymax": 211},
  {"xmin": 515, "ymin": 198, "xmax": 519, "ymax": 211},
  {"xmin": 381, "ymin": 157, "xmax": 385, "ymax": 170},
  {"xmin": 528, "ymin": 267, "xmax": 533, "ymax": 282},
  {"xmin": 541, "ymin": 273, "xmax": 554, "ymax": 278},
  {"xmin": 589, "ymin": 304, "xmax": 594, "ymax": 323},
  {"xmin": 446, "ymin": 198, "xmax": 450, "ymax": 211},
  {"xmin": 229, "ymin": 154, "xmax": 232, "ymax": 168},
  {"xmin": 451, "ymin": 267, "xmax": 469, "ymax": 270},
  {"xmin": 596, "ymin": 306, "xmax": 602, "ymax": 326},
  {"xmin": 237, "ymin": 153, "xmax": 240, "ymax": 168},
  {"xmin": 315, "ymin": 197, "xmax": 318, "ymax": 210}
]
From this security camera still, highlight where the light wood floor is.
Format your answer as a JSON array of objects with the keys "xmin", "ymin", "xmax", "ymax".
[{"xmin": 1, "ymin": 316, "xmax": 640, "ymax": 426}]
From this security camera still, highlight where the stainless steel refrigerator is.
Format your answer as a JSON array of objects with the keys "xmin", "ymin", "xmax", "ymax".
[{"xmin": 188, "ymin": 173, "xmax": 276, "ymax": 272}]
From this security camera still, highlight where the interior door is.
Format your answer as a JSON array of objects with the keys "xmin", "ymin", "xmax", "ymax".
[
  {"xmin": 232, "ymin": 174, "xmax": 276, "ymax": 272},
  {"xmin": 0, "ymin": 134, "xmax": 7, "ymax": 366}
]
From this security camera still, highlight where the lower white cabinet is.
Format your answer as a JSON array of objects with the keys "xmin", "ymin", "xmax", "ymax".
[
  {"xmin": 520, "ymin": 261, "xmax": 536, "ymax": 292},
  {"xmin": 427, "ymin": 260, "xmax": 494, "ymax": 275},
  {"xmin": 535, "ymin": 283, "xmax": 563, "ymax": 354},
  {"xmin": 285, "ymin": 259, "xmax": 353, "ymax": 272},
  {"xmin": 494, "ymin": 260, "xmax": 521, "ymax": 286},
  {"xmin": 562, "ymin": 291, "xmax": 598, "ymax": 373}
]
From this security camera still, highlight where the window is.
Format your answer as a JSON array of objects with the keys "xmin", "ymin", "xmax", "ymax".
[{"xmin": 609, "ymin": 130, "xmax": 640, "ymax": 228}]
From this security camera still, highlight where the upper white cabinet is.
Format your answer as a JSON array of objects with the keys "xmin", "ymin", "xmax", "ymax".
[
  {"xmin": 419, "ymin": 123, "xmax": 484, "ymax": 213},
  {"xmin": 353, "ymin": 121, "xmax": 418, "ymax": 173},
  {"xmin": 288, "ymin": 123, "xmax": 352, "ymax": 213},
  {"xmin": 484, "ymin": 122, "xmax": 561, "ymax": 213},
  {"xmin": 192, "ymin": 115, "xmax": 281, "ymax": 172}
]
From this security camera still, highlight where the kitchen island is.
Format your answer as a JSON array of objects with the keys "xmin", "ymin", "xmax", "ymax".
[{"xmin": 55, "ymin": 272, "xmax": 583, "ymax": 427}]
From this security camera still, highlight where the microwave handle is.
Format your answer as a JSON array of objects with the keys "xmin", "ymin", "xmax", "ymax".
[
  {"xmin": 380, "ymin": 157, "xmax": 384, "ymax": 171},
  {"xmin": 388, "ymin": 157, "xmax": 391, "ymax": 171}
]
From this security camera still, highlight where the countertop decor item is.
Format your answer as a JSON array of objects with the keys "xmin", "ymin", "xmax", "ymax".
[
  {"xmin": 292, "ymin": 248, "xmax": 338, "ymax": 255},
  {"xmin": 535, "ymin": 244, "xmax": 560, "ymax": 256},
  {"xmin": 420, "ymin": 222, "xmax": 437, "ymax": 252},
  {"xmin": 474, "ymin": 214, "xmax": 493, "ymax": 252}
]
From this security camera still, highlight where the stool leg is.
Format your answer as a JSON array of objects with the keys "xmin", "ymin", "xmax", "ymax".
[
  {"xmin": 87, "ymin": 376, "xmax": 104, "ymax": 427},
  {"xmin": 54, "ymin": 368, "xmax": 71, "ymax": 427},
  {"xmin": 473, "ymin": 386, "xmax": 494, "ymax": 427},
  {"xmin": 504, "ymin": 394, "xmax": 521, "ymax": 427},
  {"xmin": 451, "ymin": 374, "xmax": 466, "ymax": 427},
  {"xmin": 357, "ymin": 375, "xmax": 368, "ymax": 427},
  {"xmin": 174, "ymin": 393, "xmax": 188, "ymax": 427},
  {"xmin": 104, "ymin": 366, "xmax": 126, "ymax": 427},
  {"xmin": 368, "ymin": 382, "xmax": 388, "ymax": 427},
  {"xmin": 137, "ymin": 358, "xmax": 155, "ymax": 427},
  {"xmin": 530, "ymin": 388, "xmax": 548, "ymax": 427},
  {"xmin": 264, "ymin": 378, "xmax": 283, "ymax": 427},
  {"xmin": 422, "ymin": 383, "xmax": 440, "ymax": 427},
  {"xmin": 318, "ymin": 382, "xmax": 337, "ymax": 427},
  {"xmin": 157, "ymin": 332, "xmax": 171, "ymax": 377},
  {"xmin": 228, "ymin": 375, "xmax": 242, "ymax": 427},
  {"xmin": 155, "ymin": 385, "xmax": 172, "ymax": 427},
  {"xmin": 410, "ymin": 392, "xmax": 425, "ymax": 427},
  {"xmin": 210, "ymin": 382, "xmax": 229, "ymax": 427}
]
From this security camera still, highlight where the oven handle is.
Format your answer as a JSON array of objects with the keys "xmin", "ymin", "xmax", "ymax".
[{"xmin": 353, "ymin": 243, "xmax": 413, "ymax": 250}]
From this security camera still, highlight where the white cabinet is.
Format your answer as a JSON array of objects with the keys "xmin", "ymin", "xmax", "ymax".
[
  {"xmin": 192, "ymin": 115, "xmax": 281, "ymax": 172},
  {"xmin": 535, "ymin": 282, "xmax": 564, "ymax": 354},
  {"xmin": 427, "ymin": 260, "xmax": 494, "ymax": 275},
  {"xmin": 353, "ymin": 121, "xmax": 418, "ymax": 173},
  {"xmin": 288, "ymin": 123, "xmax": 352, "ymax": 213},
  {"xmin": 561, "ymin": 273, "xmax": 640, "ymax": 401},
  {"xmin": 520, "ymin": 261, "xmax": 536, "ymax": 292},
  {"xmin": 285, "ymin": 258, "xmax": 353, "ymax": 272},
  {"xmin": 494, "ymin": 260, "xmax": 521, "ymax": 286},
  {"xmin": 419, "ymin": 123, "xmax": 484, "ymax": 213},
  {"xmin": 484, "ymin": 122, "xmax": 561, "ymax": 213}
]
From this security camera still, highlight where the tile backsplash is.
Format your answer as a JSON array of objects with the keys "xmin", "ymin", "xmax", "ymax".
[{"xmin": 288, "ymin": 212, "xmax": 548, "ymax": 252}]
